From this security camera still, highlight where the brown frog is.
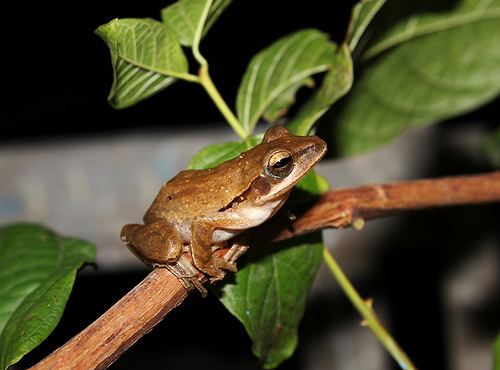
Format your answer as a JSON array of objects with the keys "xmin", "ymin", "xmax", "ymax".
[{"xmin": 121, "ymin": 126, "xmax": 326, "ymax": 286}]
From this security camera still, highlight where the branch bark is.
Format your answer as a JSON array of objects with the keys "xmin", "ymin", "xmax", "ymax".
[
  {"xmin": 273, "ymin": 171, "xmax": 500, "ymax": 241},
  {"xmin": 30, "ymin": 171, "xmax": 500, "ymax": 370},
  {"xmin": 31, "ymin": 269, "xmax": 188, "ymax": 370}
]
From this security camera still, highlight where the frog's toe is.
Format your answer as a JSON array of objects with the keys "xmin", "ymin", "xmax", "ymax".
[{"xmin": 224, "ymin": 243, "xmax": 249, "ymax": 265}]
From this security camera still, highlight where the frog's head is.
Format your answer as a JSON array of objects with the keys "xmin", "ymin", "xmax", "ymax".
[{"xmin": 252, "ymin": 125, "xmax": 327, "ymax": 205}]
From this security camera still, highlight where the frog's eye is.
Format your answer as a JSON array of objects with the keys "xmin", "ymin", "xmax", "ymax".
[{"xmin": 267, "ymin": 150, "xmax": 294, "ymax": 178}]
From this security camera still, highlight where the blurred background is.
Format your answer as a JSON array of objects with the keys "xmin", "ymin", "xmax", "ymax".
[{"xmin": 5, "ymin": 0, "xmax": 500, "ymax": 369}]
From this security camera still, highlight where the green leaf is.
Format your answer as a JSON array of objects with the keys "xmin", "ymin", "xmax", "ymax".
[
  {"xmin": 494, "ymin": 332, "xmax": 500, "ymax": 370},
  {"xmin": 220, "ymin": 234, "xmax": 323, "ymax": 369},
  {"xmin": 263, "ymin": 78, "xmax": 314, "ymax": 123},
  {"xmin": 96, "ymin": 18, "xmax": 189, "ymax": 109},
  {"xmin": 287, "ymin": 44, "xmax": 353, "ymax": 136},
  {"xmin": 294, "ymin": 170, "xmax": 330, "ymax": 196},
  {"xmin": 236, "ymin": 29, "xmax": 337, "ymax": 135},
  {"xmin": 188, "ymin": 135, "xmax": 261, "ymax": 170},
  {"xmin": 332, "ymin": 0, "xmax": 500, "ymax": 155},
  {"xmin": 0, "ymin": 223, "xmax": 95, "ymax": 369},
  {"xmin": 162, "ymin": 0, "xmax": 232, "ymax": 46},
  {"xmin": 346, "ymin": 0, "xmax": 387, "ymax": 52}
]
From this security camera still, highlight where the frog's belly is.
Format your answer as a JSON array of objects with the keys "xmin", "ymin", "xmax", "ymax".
[
  {"xmin": 168, "ymin": 199, "xmax": 285, "ymax": 244},
  {"xmin": 168, "ymin": 218, "xmax": 242, "ymax": 243},
  {"xmin": 211, "ymin": 199, "xmax": 284, "ymax": 243},
  {"xmin": 173, "ymin": 223, "xmax": 241, "ymax": 243},
  {"xmin": 211, "ymin": 228, "xmax": 243, "ymax": 243}
]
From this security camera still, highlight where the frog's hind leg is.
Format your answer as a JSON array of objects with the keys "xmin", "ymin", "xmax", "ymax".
[
  {"xmin": 120, "ymin": 218, "xmax": 183, "ymax": 266},
  {"xmin": 121, "ymin": 219, "xmax": 208, "ymax": 295}
]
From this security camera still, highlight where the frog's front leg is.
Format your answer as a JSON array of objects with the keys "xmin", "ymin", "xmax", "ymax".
[
  {"xmin": 224, "ymin": 231, "xmax": 251, "ymax": 265},
  {"xmin": 190, "ymin": 219, "xmax": 240, "ymax": 282},
  {"xmin": 121, "ymin": 218, "xmax": 183, "ymax": 266}
]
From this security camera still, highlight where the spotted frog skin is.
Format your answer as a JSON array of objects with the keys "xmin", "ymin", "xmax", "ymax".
[{"xmin": 121, "ymin": 126, "xmax": 326, "ymax": 283}]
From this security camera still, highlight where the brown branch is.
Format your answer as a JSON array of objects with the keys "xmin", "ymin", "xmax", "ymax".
[
  {"xmin": 273, "ymin": 171, "xmax": 500, "ymax": 241},
  {"xmin": 30, "ymin": 171, "xmax": 500, "ymax": 370},
  {"xmin": 31, "ymin": 269, "xmax": 188, "ymax": 370}
]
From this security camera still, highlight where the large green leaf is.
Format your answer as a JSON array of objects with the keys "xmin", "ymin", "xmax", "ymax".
[
  {"xmin": 287, "ymin": 44, "xmax": 353, "ymax": 136},
  {"xmin": 236, "ymin": 29, "xmax": 337, "ymax": 135},
  {"xmin": 96, "ymin": 18, "xmax": 189, "ymax": 109},
  {"xmin": 162, "ymin": 0, "xmax": 232, "ymax": 46},
  {"xmin": 0, "ymin": 223, "xmax": 95, "ymax": 369},
  {"xmin": 332, "ymin": 0, "xmax": 500, "ymax": 155},
  {"xmin": 346, "ymin": 0, "xmax": 387, "ymax": 52},
  {"xmin": 220, "ymin": 234, "xmax": 323, "ymax": 369}
]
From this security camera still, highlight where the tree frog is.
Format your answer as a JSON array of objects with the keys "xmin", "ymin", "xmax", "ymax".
[{"xmin": 121, "ymin": 126, "xmax": 326, "ymax": 287}]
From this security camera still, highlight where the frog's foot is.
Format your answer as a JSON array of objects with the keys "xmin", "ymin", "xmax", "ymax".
[
  {"xmin": 163, "ymin": 254, "xmax": 207, "ymax": 296},
  {"xmin": 191, "ymin": 247, "xmax": 237, "ymax": 283},
  {"xmin": 202, "ymin": 254, "xmax": 237, "ymax": 283}
]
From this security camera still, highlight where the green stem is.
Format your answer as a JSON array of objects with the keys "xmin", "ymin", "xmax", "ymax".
[
  {"xmin": 192, "ymin": 0, "xmax": 211, "ymax": 68},
  {"xmin": 199, "ymin": 66, "xmax": 247, "ymax": 140},
  {"xmin": 322, "ymin": 247, "xmax": 418, "ymax": 370},
  {"xmin": 189, "ymin": 0, "xmax": 246, "ymax": 139}
]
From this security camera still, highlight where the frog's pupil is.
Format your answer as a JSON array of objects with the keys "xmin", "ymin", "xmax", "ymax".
[{"xmin": 274, "ymin": 156, "xmax": 290, "ymax": 169}]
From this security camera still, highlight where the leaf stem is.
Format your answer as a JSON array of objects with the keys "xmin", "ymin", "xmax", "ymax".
[
  {"xmin": 322, "ymin": 247, "xmax": 418, "ymax": 370},
  {"xmin": 189, "ymin": 0, "xmax": 246, "ymax": 139},
  {"xmin": 192, "ymin": 0, "xmax": 212, "ymax": 67},
  {"xmin": 198, "ymin": 66, "xmax": 247, "ymax": 139},
  {"xmin": 175, "ymin": 72, "xmax": 201, "ymax": 83}
]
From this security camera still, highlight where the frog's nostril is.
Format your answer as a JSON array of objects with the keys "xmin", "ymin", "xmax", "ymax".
[{"xmin": 308, "ymin": 141, "xmax": 326, "ymax": 154}]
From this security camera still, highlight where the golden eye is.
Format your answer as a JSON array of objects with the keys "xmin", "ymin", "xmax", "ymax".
[{"xmin": 267, "ymin": 150, "xmax": 294, "ymax": 178}]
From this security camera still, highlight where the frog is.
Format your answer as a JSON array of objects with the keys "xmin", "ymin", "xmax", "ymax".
[{"xmin": 120, "ymin": 125, "xmax": 326, "ymax": 288}]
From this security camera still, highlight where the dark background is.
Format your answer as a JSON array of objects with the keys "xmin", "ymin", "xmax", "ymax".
[
  {"xmin": 8, "ymin": 1, "xmax": 500, "ymax": 369},
  {"xmin": 10, "ymin": 0, "xmax": 356, "ymax": 141}
]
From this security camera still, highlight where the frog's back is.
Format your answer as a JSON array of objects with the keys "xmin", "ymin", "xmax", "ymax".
[{"xmin": 143, "ymin": 155, "xmax": 263, "ymax": 223}]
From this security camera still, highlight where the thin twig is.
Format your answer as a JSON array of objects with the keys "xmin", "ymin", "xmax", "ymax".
[
  {"xmin": 323, "ymin": 247, "xmax": 418, "ymax": 370},
  {"xmin": 30, "ymin": 171, "xmax": 500, "ymax": 370}
]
